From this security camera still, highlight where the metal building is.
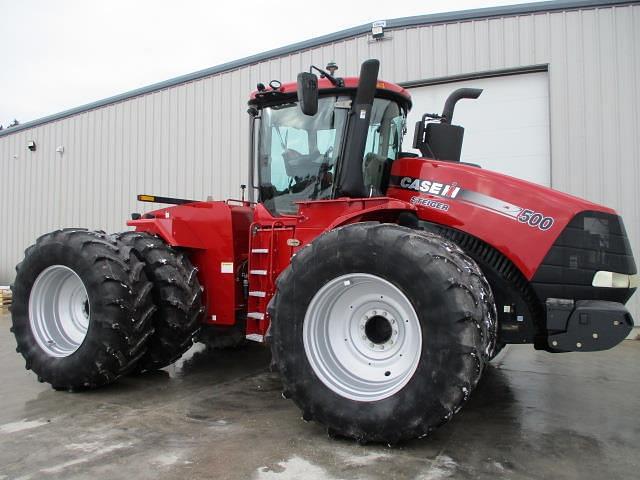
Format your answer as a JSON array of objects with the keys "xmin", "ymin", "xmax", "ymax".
[{"xmin": 1, "ymin": 0, "xmax": 638, "ymax": 325}]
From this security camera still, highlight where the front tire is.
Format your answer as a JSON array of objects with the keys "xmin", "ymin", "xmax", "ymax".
[
  {"xmin": 270, "ymin": 223, "xmax": 497, "ymax": 443},
  {"xmin": 11, "ymin": 229, "xmax": 156, "ymax": 390}
]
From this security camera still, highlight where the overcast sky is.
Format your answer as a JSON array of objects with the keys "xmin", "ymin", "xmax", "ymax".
[{"xmin": 1, "ymin": 0, "xmax": 540, "ymax": 127}]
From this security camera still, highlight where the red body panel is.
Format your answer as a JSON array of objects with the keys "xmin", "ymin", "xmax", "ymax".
[
  {"xmin": 386, "ymin": 157, "xmax": 613, "ymax": 279},
  {"xmin": 127, "ymin": 201, "xmax": 252, "ymax": 326}
]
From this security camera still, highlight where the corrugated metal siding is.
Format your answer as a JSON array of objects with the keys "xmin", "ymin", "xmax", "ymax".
[{"xmin": 1, "ymin": 3, "xmax": 639, "ymax": 320}]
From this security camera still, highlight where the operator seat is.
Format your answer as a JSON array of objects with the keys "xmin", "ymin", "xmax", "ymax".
[{"xmin": 364, "ymin": 152, "xmax": 392, "ymax": 196}]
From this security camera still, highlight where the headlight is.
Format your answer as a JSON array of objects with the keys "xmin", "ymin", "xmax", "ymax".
[{"xmin": 592, "ymin": 271, "xmax": 638, "ymax": 288}]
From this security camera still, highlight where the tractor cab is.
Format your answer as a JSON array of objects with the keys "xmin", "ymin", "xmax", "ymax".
[{"xmin": 248, "ymin": 61, "xmax": 412, "ymax": 215}]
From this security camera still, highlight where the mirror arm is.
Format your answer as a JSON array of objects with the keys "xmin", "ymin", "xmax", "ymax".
[{"xmin": 309, "ymin": 65, "xmax": 344, "ymax": 87}]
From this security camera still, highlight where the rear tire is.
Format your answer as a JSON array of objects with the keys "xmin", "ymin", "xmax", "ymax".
[
  {"xmin": 270, "ymin": 222, "xmax": 497, "ymax": 443},
  {"xmin": 11, "ymin": 229, "xmax": 155, "ymax": 390},
  {"xmin": 117, "ymin": 231, "xmax": 204, "ymax": 371}
]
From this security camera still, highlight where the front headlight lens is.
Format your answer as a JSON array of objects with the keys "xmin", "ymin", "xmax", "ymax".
[{"xmin": 592, "ymin": 271, "xmax": 638, "ymax": 288}]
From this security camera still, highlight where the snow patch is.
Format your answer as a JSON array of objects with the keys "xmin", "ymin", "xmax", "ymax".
[
  {"xmin": 152, "ymin": 453, "xmax": 181, "ymax": 467},
  {"xmin": 0, "ymin": 419, "xmax": 48, "ymax": 434},
  {"xmin": 40, "ymin": 457, "xmax": 89, "ymax": 474},
  {"xmin": 66, "ymin": 442, "xmax": 131, "ymax": 456},
  {"xmin": 417, "ymin": 455, "xmax": 458, "ymax": 480},
  {"xmin": 493, "ymin": 461, "xmax": 506, "ymax": 472},
  {"xmin": 66, "ymin": 442, "xmax": 102, "ymax": 453},
  {"xmin": 339, "ymin": 451, "xmax": 392, "ymax": 466},
  {"xmin": 255, "ymin": 456, "xmax": 341, "ymax": 480},
  {"xmin": 40, "ymin": 442, "xmax": 132, "ymax": 474}
]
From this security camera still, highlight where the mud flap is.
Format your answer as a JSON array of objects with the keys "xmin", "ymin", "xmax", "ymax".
[{"xmin": 545, "ymin": 299, "xmax": 633, "ymax": 352}]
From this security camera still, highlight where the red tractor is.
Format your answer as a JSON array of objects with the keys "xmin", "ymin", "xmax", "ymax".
[{"xmin": 10, "ymin": 60, "xmax": 636, "ymax": 443}]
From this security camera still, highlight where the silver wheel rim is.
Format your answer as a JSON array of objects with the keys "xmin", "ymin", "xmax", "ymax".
[
  {"xmin": 28, "ymin": 265, "xmax": 90, "ymax": 357},
  {"xmin": 303, "ymin": 273, "xmax": 422, "ymax": 402}
]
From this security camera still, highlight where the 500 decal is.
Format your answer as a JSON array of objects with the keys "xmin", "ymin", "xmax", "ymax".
[{"xmin": 517, "ymin": 209, "xmax": 554, "ymax": 231}]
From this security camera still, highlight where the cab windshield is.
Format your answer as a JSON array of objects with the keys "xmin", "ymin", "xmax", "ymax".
[{"xmin": 258, "ymin": 96, "xmax": 405, "ymax": 215}]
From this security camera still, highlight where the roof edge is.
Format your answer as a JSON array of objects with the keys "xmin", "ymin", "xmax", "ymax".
[{"xmin": 1, "ymin": 0, "xmax": 635, "ymax": 138}]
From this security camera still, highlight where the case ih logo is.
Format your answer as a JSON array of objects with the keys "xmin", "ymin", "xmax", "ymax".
[{"xmin": 396, "ymin": 176, "xmax": 461, "ymax": 198}]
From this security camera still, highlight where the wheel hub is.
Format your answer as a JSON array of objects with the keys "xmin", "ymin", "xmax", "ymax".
[
  {"xmin": 362, "ymin": 310, "xmax": 397, "ymax": 349},
  {"xmin": 28, "ymin": 265, "xmax": 90, "ymax": 357},
  {"xmin": 303, "ymin": 273, "xmax": 422, "ymax": 402}
]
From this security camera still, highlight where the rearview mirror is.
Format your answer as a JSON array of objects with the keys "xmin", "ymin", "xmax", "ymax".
[{"xmin": 297, "ymin": 72, "xmax": 318, "ymax": 116}]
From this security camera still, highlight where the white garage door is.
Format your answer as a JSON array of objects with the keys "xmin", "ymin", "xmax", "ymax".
[{"xmin": 402, "ymin": 72, "xmax": 550, "ymax": 186}]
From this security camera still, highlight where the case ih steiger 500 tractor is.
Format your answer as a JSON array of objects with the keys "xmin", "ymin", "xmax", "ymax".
[{"xmin": 10, "ymin": 60, "xmax": 637, "ymax": 443}]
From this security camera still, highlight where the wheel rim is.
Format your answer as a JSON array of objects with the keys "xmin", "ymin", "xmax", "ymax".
[
  {"xmin": 28, "ymin": 265, "xmax": 90, "ymax": 357},
  {"xmin": 303, "ymin": 273, "xmax": 422, "ymax": 402}
]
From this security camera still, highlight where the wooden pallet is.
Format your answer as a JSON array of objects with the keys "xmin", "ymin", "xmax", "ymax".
[{"xmin": 0, "ymin": 287, "xmax": 11, "ymax": 310}]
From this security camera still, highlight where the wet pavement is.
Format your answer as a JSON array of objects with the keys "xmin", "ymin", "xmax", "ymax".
[{"xmin": 0, "ymin": 311, "xmax": 638, "ymax": 480}]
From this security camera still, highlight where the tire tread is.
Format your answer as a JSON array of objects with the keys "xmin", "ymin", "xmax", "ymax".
[{"xmin": 10, "ymin": 229, "xmax": 156, "ymax": 390}]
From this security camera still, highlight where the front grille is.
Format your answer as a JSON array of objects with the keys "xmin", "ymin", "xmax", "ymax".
[{"xmin": 531, "ymin": 211, "xmax": 636, "ymax": 304}]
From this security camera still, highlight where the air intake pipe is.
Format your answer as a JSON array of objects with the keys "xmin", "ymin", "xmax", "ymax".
[
  {"xmin": 440, "ymin": 88, "xmax": 483, "ymax": 124},
  {"xmin": 413, "ymin": 87, "xmax": 482, "ymax": 162}
]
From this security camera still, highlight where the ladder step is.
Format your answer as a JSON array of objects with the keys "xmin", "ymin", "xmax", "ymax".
[
  {"xmin": 251, "ymin": 248, "xmax": 269, "ymax": 254},
  {"xmin": 247, "ymin": 312, "xmax": 265, "ymax": 320},
  {"xmin": 246, "ymin": 333, "xmax": 264, "ymax": 343},
  {"xmin": 250, "ymin": 269, "xmax": 267, "ymax": 276},
  {"xmin": 249, "ymin": 291, "xmax": 266, "ymax": 298}
]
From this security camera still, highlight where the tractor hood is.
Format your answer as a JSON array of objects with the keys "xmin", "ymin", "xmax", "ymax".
[{"xmin": 387, "ymin": 156, "xmax": 620, "ymax": 280}]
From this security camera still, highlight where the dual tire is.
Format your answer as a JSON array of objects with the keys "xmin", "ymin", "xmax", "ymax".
[
  {"xmin": 10, "ymin": 229, "xmax": 202, "ymax": 390},
  {"xmin": 270, "ymin": 223, "xmax": 497, "ymax": 443}
]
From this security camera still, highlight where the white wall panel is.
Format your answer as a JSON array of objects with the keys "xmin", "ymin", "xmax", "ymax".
[
  {"xmin": 404, "ymin": 72, "xmax": 550, "ymax": 186},
  {"xmin": 0, "ymin": 2, "xmax": 638, "ymax": 325}
]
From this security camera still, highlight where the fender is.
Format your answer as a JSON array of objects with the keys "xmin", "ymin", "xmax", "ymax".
[
  {"xmin": 326, "ymin": 200, "xmax": 418, "ymax": 231},
  {"xmin": 279, "ymin": 197, "xmax": 418, "ymax": 246},
  {"xmin": 128, "ymin": 201, "xmax": 253, "ymax": 326},
  {"xmin": 126, "ymin": 216, "xmax": 205, "ymax": 249}
]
